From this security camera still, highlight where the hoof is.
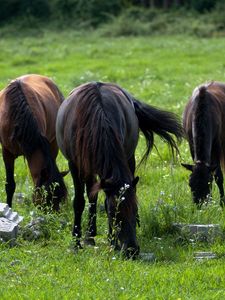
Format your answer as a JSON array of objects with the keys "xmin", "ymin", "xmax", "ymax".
[
  {"xmin": 72, "ymin": 238, "xmax": 83, "ymax": 249},
  {"xmin": 110, "ymin": 240, "xmax": 121, "ymax": 251},
  {"xmin": 69, "ymin": 239, "xmax": 83, "ymax": 254},
  {"xmin": 84, "ymin": 237, "xmax": 96, "ymax": 246},
  {"xmin": 76, "ymin": 241, "xmax": 83, "ymax": 249}
]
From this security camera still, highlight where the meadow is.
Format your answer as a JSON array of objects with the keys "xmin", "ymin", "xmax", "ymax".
[{"xmin": 0, "ymin": 30, "xmax": 225, "ymax": 299}]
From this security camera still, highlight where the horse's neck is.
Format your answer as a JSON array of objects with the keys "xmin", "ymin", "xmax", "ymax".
[{"xmin": 27, "ymin": 149, "xmax": 51, "ymax": 185}]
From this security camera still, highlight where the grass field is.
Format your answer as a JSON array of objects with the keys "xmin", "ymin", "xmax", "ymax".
[{"xmin": 0, "ymin": 30, "xmax": 225, "ymax": 299}]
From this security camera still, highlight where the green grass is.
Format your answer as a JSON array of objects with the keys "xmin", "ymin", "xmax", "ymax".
[{"xmin": 0, "ymin": 30, "xmax": 225, "ymax": 299}]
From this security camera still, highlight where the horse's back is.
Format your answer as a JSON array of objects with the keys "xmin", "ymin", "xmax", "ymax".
[
  {"xmin": 20, "ymin": 74, "xmax": 63, "ymax": 140},
  {"xmin": 99, "ymin": 83, "xmax": 139, "ymax": 157},
  {"xmin": 183, "ymin": 81, "xmax": 225, "ymax": 130},
  {"xmin": 20, "ymin": 74, "xmax": 63, "ymax": 104}
]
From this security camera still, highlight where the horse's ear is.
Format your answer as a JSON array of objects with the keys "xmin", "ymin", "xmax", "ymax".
[
  {"xmin": 132, "ymin": 176, "xmax": 139, "ymax": 187},
  {"xmin": 60, "ymin": 170, "xmax": 70, "ymax": 177},
  {"xmin": 181, "ymin": 163, "xmax": 194, "ymax": 172}
]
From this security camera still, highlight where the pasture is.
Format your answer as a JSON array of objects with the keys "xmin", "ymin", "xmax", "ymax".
[{"xmin": 0, "ymin": 30, "xmax": 225, "ymax": 299}]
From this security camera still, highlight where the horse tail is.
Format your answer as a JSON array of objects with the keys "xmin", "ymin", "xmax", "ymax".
[
  {"xmin": 198, "ymin": 85, "xmax": 207, "ymax": 99},
  {"xmin": 74, "ymin": 82, "xmax": 131, "ymax": 184},
  {"xmin": 132, "ymin": 98, "xmax": 183, "ymax": 162},
  {"xmin": 195, "ymin": 85, "xmax": 208, "ymax": 113},
  {"xmin": 5, "ymin": 79, "xmax": 52, "ymax": 164}
]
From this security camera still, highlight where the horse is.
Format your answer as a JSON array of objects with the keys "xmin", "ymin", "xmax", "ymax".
[
  {"xmin": 56, "ymin": 81, "xmax": 183, "ymax": 258},
  {"xmin": 182, "ymin": 81, "xmax": 225, "ymax": 207},
  {"xmin": 0, "ymin": 74, "xmax": 67, "ymax": 211}
]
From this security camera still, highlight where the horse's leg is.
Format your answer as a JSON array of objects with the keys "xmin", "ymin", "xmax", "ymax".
[
  {"xmin": 128, "ymin": 154, "xmax": 140, "ymax": 226},
  {"xmin": 128, "ymin": 154, "xmax": 136, "ymax": 175},
  {"xmin": 214, "ymin": 165, "xmax": 225, "ymax": 207},
  {"xmin": 84, "ymin": 176, "xmax": 98, "ymax": 246},
  {"xmin": 2, "ymin": 148, "xmax": 15, "ymax": 208},
  {"xmin": 105, "ymin": 198, "xmax": 120, "ymax": 250},
  {"xmin": 106, "ymin": 154, "xmax": 138, "ymax": 250},
  {"xmin": 69, "ymin": 161, "xmax": 85, "ymax": 248}
]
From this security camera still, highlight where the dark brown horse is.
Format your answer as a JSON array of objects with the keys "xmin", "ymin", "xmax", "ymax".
[
  {"xmin": 0, "ymin": 74, "xmax": 67, "ymax": 211},
  {"xmin": 56, "ymin": 82, "xmax": 183, "ymax": 258},
  {"xmin": 182, "ymin": 81, "xmax": 225, "ymax": 207}
]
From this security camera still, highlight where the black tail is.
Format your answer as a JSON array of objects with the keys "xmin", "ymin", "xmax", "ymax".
[
  {"xmin": 73, "ymin": 82, "xmax": 131, "ymax": 184},
  {"xmin": 6, "ymin": 79, "xmax": 53, "ymax": 165},
  {"xmin": 133, "ymin": 99, "xmax": 183, "ymax": 162},
  {"xmin": 198, "ymin": 85, "xmax": 207, "ymax": 100}
]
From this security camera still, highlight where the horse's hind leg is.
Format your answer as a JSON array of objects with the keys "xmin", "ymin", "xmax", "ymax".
[
  {"xmin": 214, "ymin": 165, "xmax": 225, "ymax": 207},
  {"xmin": 128, "ymin": 154, "xmax": 136, "ymax": 175},
  {"xmin": 85, "ymin": 176, "xmax": 98, "ymax": 246},
  {"xmin": 69, "ymin": 161, "xmax": 85, "ymax": 248},
  {"xmin": 128, "ymin": 154, "xmax": 140, "ymax": 226},
  {"xmin": 2, "ymin": 148, "xmax": 15, "ymax": 208}
]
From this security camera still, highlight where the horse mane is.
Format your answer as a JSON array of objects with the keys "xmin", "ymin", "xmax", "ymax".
[{"xmin": 5, "ymin": 79, "xmax": 56, "ymax": 178}]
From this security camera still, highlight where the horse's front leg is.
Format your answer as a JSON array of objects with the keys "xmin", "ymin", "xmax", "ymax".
[
  {"xmin": 2, "ymin": 148, "xmax": 16, "ymax": 208},
  {"xmin": 214, "ymin": 165, "xmax": 225, "ymax": 207},
  {"xmin": 69, "ymin": 161, "xmax": 85, "ymax": 248},
  {"xmin": 84, "ymin": 176, "xmax": 98, "ymax": 246},
  {"xmin": 105, "ymin": 197, "xmax": 120, "ymax": 251}
]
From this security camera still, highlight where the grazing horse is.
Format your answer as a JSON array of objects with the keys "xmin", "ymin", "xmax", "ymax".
[
  {"xmin": 0, "ymin": 74, "xmax": 67, "ymax": 211},
  {"xmin": 182, "ymin": 81, "xmax": 225, "ymax": 207},
  {"xmin": 56, "ymin": 82, "xmax": 183, "ymax": 258}
]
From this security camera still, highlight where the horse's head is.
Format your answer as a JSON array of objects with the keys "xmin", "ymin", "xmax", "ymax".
[
  {"xmin": 182, "ymin": 162, "xmax": 215, "ymax": 206},
  {"xmin": 34, "ymin": 166, "xmax": 68, "ymax": 211},
  {"xmin": 101, "ymin": 177, "xmax": 140, "ymax": 259}
]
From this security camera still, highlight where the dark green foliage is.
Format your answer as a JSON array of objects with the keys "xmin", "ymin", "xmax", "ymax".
[
  {"xmin": 99, "ymin": 5, "xmax": 225, "ymax": 38},
  {"xmin": 189, "ymin": 0, "xmax": 217, "ymax": 13},
  {"xmin": 54, "ymin": 0, "xmax": 123, "ymax": 26},
  {"xmin": 0, "ymin": 0, "xmax": 124, "ymax": 26},
  {"xmin": 190, "ymin": 0, "xmax": 225, "ymax": 13},
  {"xmin": 0, "ymin": 0, "xmax": 225, "ymax": 28},
  {"xmin": 19, "ymin": 0, "xmax": 51, "ymax": 19},
  {"xmin": 0, "ymin": 0, "xmax": 21, "ymax": 23},
  {"xmin": 0, "ymin": 0, "xmax": 50, "ymax": 24}
]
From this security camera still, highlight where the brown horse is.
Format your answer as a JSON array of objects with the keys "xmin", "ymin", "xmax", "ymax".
[
  {"xmin": 56, "ymin": 81, "xmax": 183, "ymax": 258},
  {"xmin": 0, "ymin": 74, "xmax": 67, "ymax": 211},
  {"xmin": 182, "ymin": 81, "xmax": 225, "ymax": 207}
]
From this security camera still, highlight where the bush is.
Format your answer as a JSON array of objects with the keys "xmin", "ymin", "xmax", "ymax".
[
  {"xmin": 20, "ymin": 0, "xmax": 51, "ymax": 19},
  {"xmin": 1, "ymin": 1, "xmax": 225, "ymax": 37},
  {"xmin": 1, "ymin": 0, "xmax": 51, "ymax": 23},
  {"xmin": 99, "ymin": 6, "xmax": 225, "ymax": 38},
  {"xmin": 0, "ymin": 0, "xmax": 21, "ymax": 23},
  {"xmin": 189, "ymin": 0, "xmax": 217, "ymax": 13},
  {"xmin": 0, "ymin": 0, "xmax": 124, "ymax": 27}
]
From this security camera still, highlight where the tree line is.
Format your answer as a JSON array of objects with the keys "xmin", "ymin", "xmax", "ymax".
[{"xmin": 1, "ymin": 0, "xmax": 223, "ymax": 26}]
